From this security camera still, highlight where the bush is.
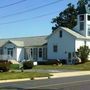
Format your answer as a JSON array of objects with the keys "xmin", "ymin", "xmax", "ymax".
[
  {"xmin": 60, "ymin": 59, "xmax": 67, "ymax": 64},
  {"xmin": 0, "ymin": 60, "xmax": 11, "ymax": 72},
  {"xmin": 77, "ymin": 45, "xmax": 90, "ymax": 63},
  {"xmin": 23, "ymin": 61, "xmax": 33, "ymax": 69},
  {"xmin": 38, "ymin": 60, "xmax": 61, "ymax": 65}
]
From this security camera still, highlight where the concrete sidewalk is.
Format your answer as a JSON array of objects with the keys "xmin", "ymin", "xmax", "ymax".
[{"xmin": 50, "ymin": 71, "xmax": 90, "ymax": 78}]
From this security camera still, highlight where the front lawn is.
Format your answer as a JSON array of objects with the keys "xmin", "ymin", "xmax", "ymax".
[
  {"xmin": 33, "ymin": 62, "xmax": 90, "ymax": 71},
  {"xmin": 0, "ymin": 72, "xmax": 50, "ymax": 80}
]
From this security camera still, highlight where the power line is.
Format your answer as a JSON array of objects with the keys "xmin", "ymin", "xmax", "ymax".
[
  {"xmin": 0, "ymin": 0, "xmax": 27, "ymax": 9},
  {"xmin": 0, "ymin": 10, "xmax": 60, "ymax": 25},
  {"xmin": 0, "ymin": 0, "xmax": 61, "ymax": 19}
]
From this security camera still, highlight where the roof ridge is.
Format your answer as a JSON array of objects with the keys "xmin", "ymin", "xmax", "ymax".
[
  {"xmin": 60, "ymin": 27, "xmax": 85, "ymax": 38},
  {"xmin": 0, "ymin": 35, "xmax": 48, "ymax": 40}
]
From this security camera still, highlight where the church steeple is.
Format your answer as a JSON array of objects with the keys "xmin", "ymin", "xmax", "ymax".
[{"xmin": 76, "ymin": 0, "xmax": 90, "ymax": 37}]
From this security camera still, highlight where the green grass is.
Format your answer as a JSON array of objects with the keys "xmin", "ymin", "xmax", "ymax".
[
  {"xmin": 10, "ymin": 64, "xmax": 20, "ymax": 70},
  {"xmin": 33, "ymin": 62, "xmax": 90, "ymax": 71},
  {"xmin": 0, "ymin": 72, "xmax": 50, "ymax": 80}
]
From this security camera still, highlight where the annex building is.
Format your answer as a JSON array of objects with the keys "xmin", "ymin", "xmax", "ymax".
[{"xmin": 0, "ymin": 1, "xmax": 90, "ymax": 64}]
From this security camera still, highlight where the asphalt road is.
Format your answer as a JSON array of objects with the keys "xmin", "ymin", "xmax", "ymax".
[{"xmin": 0, "ymin": 75, "xmax": 90, "ymax": 90}]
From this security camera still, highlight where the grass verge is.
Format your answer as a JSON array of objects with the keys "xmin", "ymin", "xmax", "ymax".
[
  {"xmin": 0, "ymin": 72, "xmax": 50, "ymax": 80},
  {"xmin": 33, "ymin": 62, "xmax": 90, "ymax": 71}
]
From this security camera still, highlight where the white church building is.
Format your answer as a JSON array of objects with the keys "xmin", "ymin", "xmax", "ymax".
[{"xmin": 0, "ymin": 1, "xmax": 90, "ymax": 64}]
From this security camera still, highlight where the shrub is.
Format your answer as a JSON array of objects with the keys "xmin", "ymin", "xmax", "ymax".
[
  {"xmin": 0, "ymin": 60, "xmax": 11, "ymax": 72},
  {"xmin": 60, "ymin": 59, "xmax": 67, "ymax": 64},
  {"xmin": 38, "ymin": 60, "xmax": 61, "ymax": 65},
  {"xmin": 77, "ymin": 45, "xmax": 90, "ymax": 63},
  {"xmin": 23, "ymin": 61, "xmax": 33, "ymax": 69}
]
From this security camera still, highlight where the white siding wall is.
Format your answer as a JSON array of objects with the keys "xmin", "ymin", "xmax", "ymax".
[
  {"xmin": 75, "ymin": 39, "xmax": 90, "ymax": 60},
  {"xmin": 16, "ymin": 48, "xmax": 24, "ymax": 61},
  {"xmin": 75, "ymin": 39, "xmax": 85, "ymax": 51},
  {"xmin": 47, "ymin": 29, "xmax": 75, "ymax": 60},
  {"xmin": 86, "ymin": 41, "xmax": 90, "ymax": 48},
  {"xmin": 3, "ymin": 43, "xmax": 16, "ymax": 60}
]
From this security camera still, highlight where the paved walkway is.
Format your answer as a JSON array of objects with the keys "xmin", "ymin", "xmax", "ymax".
[{"xmin": 50, "ymin": 71, "xmax": 90, "ymax": 78}]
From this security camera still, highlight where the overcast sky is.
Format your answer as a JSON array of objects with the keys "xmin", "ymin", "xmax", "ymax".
[{"xmin": 0, "ymin": 0, "xmax": 77, "ymax": 38}]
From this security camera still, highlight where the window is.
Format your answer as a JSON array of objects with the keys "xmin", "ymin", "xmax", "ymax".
[
  {"xmin": 43, "ymin": 48, "xmax": 47, "ymax": 59},
  {"xmin": 53, "ymin": 45, "xmax": 58, "ymax": 52},
  {"xmin": 39, "ymin": 48, "xmax": 42, "ymax": 58},
  {"xmin": 88, "ymin": 25, "xmax": 90, "ymax": 36},
  {"xmin": 88, "ymin": 31, "xmax": 90, "ymax": 36},
  {"xmin": 79, "ymin": 15, "xmax": 84, "ymax": 21},
  {"xmin": 0, "ymin": 48, "xmax": 3, "ymax": 55},
  {"xmin": 7, "ymin": 48, "xmax": 13, "ymax": 57},
  {"xmin": 59, "ymin": 30, "xmax": 62, "ymax": 37},
  {"xmin": 30, "ymin": 48, "xmax": 33, "ymax": 57},
  {"xmin": 88, "ymin": 15, "xmax": 90, "ymax": 20},
  {"xmin": 88, "ymin": 4, "xmax": 90, "ymax": 7},
  {"xmin": 80, "ymin": 22, "xmax": 84, "ymax": 30},
  {"xmin": 68, "ymin": 52, "xmax": 71, "ymax": 62},
  {"xmin": 72, "ymin": 52, "xmax": 75, "ymax": 57}
]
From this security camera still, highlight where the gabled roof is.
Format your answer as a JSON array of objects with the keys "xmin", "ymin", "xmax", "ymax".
[
  {"xmin": 9, "ymin": 40, "xmax": 24, "ymax": 47},
  {"xmin": 11, "ymin": 36, "xmax": 48, "ymax": 47},
  {"xmin": 0, "ymin": 40, "xmax": 24, "ymax": 47},
  {"xmin": 0, "ymin": 36, "xmax": 48, "ymax": 47},
  {"xmin": 60, "ymin": 27, "xmax": 85, "ymax": 39},
  {"xmin": 61, "ymin": 27, "xmax": 90, "ymax": 39},
  {"xmin": 0, "ymin": 40, "xmax": 7, "ymax": 47},
  {"xmin": 49, "ymin": 26, "xmax": 90, "ymax": 40}
]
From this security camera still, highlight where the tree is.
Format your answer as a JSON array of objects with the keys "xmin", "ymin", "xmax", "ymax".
[
  {"xmin": 51, "ymin": 0, "xmax": 87, "ymax": 31},
  {"xmin": 77, "ymin": 45, "xmax": 90, "ymax": 63},
  {"xmin": 52, "ymin": 3, "xmax": 77, "ymax": 31},
  {"xmin": 77, "ymin": 0, "xmax": 86, "ymax": 14}
]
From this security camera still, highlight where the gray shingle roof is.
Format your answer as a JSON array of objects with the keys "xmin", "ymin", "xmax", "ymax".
[
  {"xmin": 0, "ymin": 40, "xmax": 24, "ymax": 47},
  {"xmin": 0, "ymin": 36, "xmax": 48, "ymax": 47},
  {"xmin": 11, "ymin": 36, "xmax": 48, "ymax": 47},
  {"xmin": 0, "ymin": 40, "xmax": 7, "ymax": 47},
  {"xmin": 9, "ymin": 40, "xmax": 24, "ymax": 47}
]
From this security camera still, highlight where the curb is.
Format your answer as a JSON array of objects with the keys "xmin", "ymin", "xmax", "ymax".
[
  {"xmin": 0, "ymin": 71, "xmax": 90, "ymax": 83},
  {"xmin": 0, "ymin": 77, "xmax": 50, "ymax": 83},
  {"xmin": 0, "ymin": 78, "xmax": 30, "ymax": 83}
]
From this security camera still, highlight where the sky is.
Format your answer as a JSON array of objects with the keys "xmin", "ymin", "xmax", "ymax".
[{"xmin": 0, "ymin": 0, "xmax": 77, "ymax": 39}]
